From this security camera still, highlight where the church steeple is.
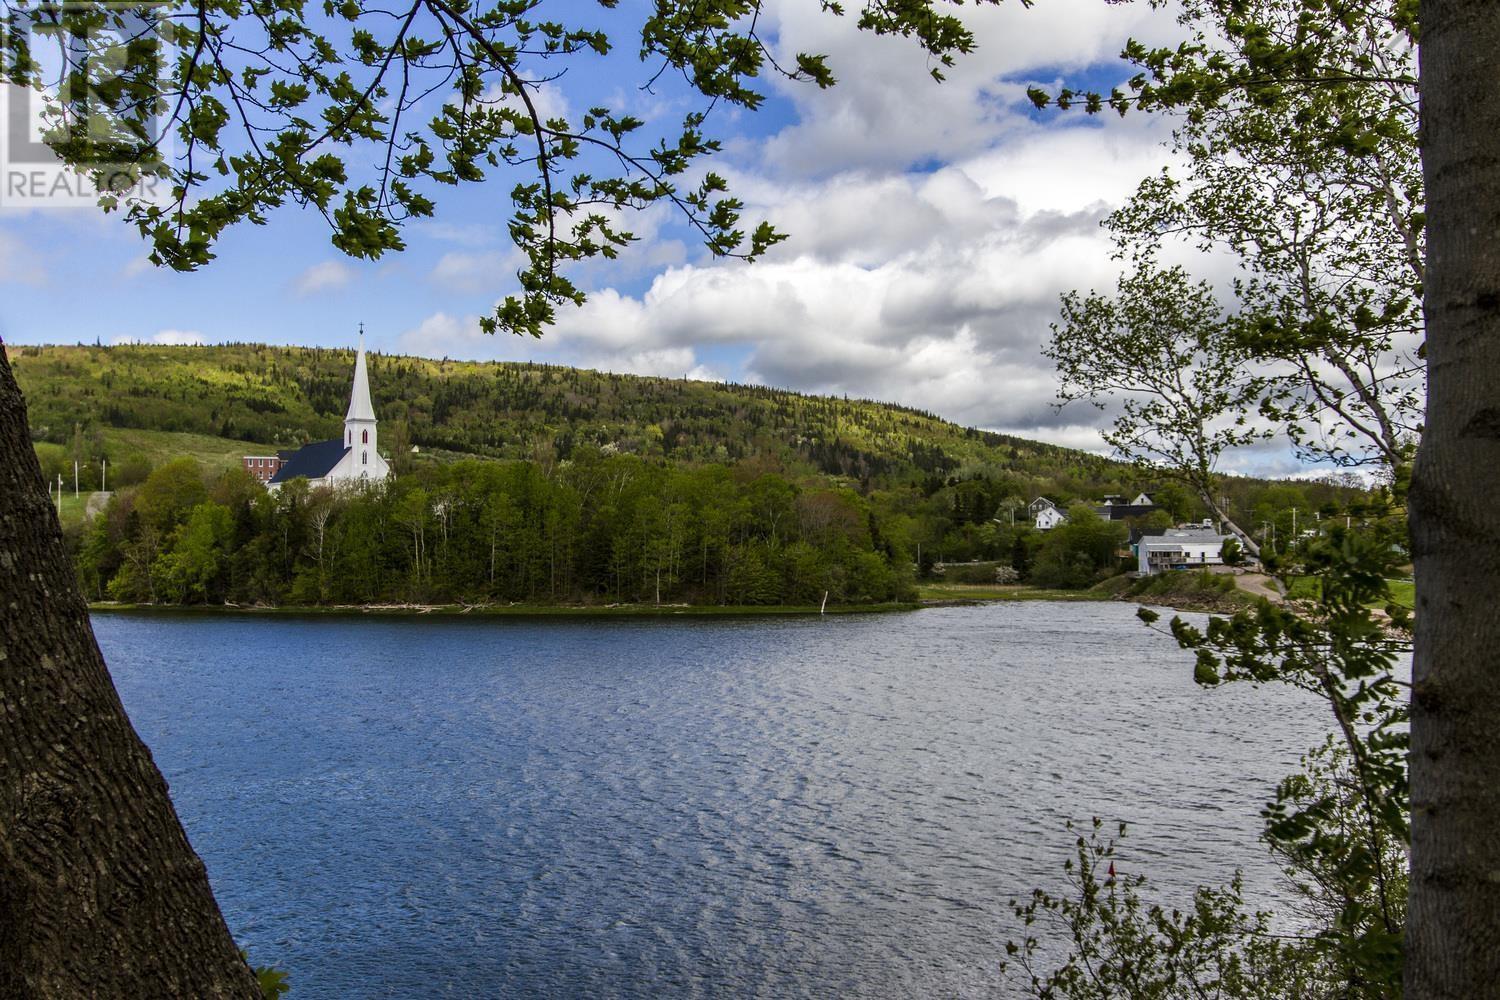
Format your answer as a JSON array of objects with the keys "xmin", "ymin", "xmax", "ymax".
[
  {"xmin": 343, "ymin": 327, "xmax": 378, "ymax": 475},
  {"xmin": 345, "ymin": 325, "xmax": 376, "ymax": 422}
]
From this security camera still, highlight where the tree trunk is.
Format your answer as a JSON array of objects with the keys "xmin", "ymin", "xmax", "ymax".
[
  {"xmin": 0, "ymin": 341, "xmax": 260, "ymax": 999},
  {"xmin": 1408, "ymin": 1, "xmax": 1500, "ymax": 993}
]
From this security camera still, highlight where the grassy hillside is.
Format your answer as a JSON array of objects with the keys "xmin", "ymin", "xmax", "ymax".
[{"xmin": 12, "ymin": 343, "xmax": 1109, "ymax": 489}]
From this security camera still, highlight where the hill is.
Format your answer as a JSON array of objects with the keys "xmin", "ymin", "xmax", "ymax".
[
  {"xmin": 11, "ymin": 344, "xmax": 1098, "ymax": 476},
  {"xmin": 12, "ymin": 343, "xmax": 1374, "ymax": 609},
  {"xmin": 15, "ymin": 343, "xmax": 1363, "ymax": 527},
  {"xmin": 12, "ymin": 343, "xmax": 1107, "ymax": 490}
]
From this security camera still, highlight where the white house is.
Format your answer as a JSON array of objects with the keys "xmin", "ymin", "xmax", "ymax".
[
  {"xmin": 1027, "ymin": 496, "xmax": 1056, "ymax": 517},
  {"xmin": 1136, "ymin": 522, "xmax": 1231, "ymax": 575},
  {"xmin": 255, "ymin": 332, "xmax": 392, "ymax": 491},
  {"xmin": 1033, "ymin": 500, "xmax": 1067, "ymax": 531}
]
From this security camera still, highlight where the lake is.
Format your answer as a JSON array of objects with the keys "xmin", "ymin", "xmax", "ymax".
[{"xmin": 94, "ymin": 603, "xmax": 1331, "ymax": 998}]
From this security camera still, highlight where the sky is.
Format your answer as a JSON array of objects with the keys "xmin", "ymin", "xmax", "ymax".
[{"xmin": 0, "ymin": 0, "xmax": 1302, "ymax": 470}]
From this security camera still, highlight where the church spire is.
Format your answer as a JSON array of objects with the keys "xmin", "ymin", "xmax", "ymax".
[{"xmin": 345, "ymin": 325, "xmax": 376, "ymax": 422}]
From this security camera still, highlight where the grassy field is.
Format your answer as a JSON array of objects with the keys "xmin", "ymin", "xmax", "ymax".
[
  {"xmin": 49, "ymin": 491, "xmax": 92, "ymax": 530},
  {"xmin": 1286, "ymin": 576, "xmax": 1415, "ymax": 609},
  {"xmin": 1387, "ymin": 579, "xmax": 1415, "ymax": 608},
  {"xmin": 100, "ymin": 427, "xmax": 255, "ymax": 473},
  {"xmin": 916, "ymin": 583, "xmax": 1109, "ymax": 603}
]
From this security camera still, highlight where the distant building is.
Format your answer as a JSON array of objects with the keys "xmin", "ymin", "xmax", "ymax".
[
  {"xmin": 1091, "ymin": 491, "xmax": 1160, "ymax": 522},
  {"xmin": 243, "ymin": 453, "xmax": 285, "ymax": 484},
  {"xmin": 1135, "ymin": 521, "xmax": 1231, "ymax": 575},
  {"xmin": 244, "ymin": 332, "xmax": 391, "ymax": 491},
  {"xmin": 1027, "ymin": 496, "xmax": 1056, "ymax": 517},
  {"xmin": 1032, "ymin": 498, "xmax": 1067, "ymax": 531}
]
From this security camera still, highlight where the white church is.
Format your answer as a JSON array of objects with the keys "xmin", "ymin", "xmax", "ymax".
[{"xmin": 242, "ymin": 332, "xmax": 392, "ymax": 490}]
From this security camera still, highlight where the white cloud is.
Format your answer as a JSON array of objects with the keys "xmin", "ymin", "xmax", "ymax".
[
  {"xmin": 400, "ymin": 311, "xmax": 487, "ymax": 353},
  {"xmin": 751, "ymin": 0, "xmax": 1180, "ymax": 177},
  {"xmin": 111, "ymin": 329, "xmax": 207, "ymax": 346},
  {"xmin": 376, "ymin": 0, "xmax": 1326, "ymax": 471},
  {"xmin": 381, "ymin": 0, "xmax": 1204, "ymax": 458},
  {"xmin": 293, "ymin": 260, "xmax": 356, "ymax": 296},
  {"xmin": 428, "ymin": 251, "xmax": 520, "ymax": 294},
  {"xmin": 465, "ymin": 80, "xmax": 573, "ymax": 126},
  {"xmin": 396, "ymin": 106, "xmax": 1177, "ymax": 437}
]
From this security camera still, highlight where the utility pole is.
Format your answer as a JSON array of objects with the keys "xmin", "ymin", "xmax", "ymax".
[
  {"xmin": 56, "ymin": 475, "xmax": 63, "ymax": 513},
  {"xmin": 1291, "ymin": 507, "xmax": 1298, "ymax": 540},
  {"xmin": 101, "ymin": 458, "xmax": 107, "ymax": 492},
  {"xmin": 74, "ymin": 460, "xmax": 79, "ymax": 497}
]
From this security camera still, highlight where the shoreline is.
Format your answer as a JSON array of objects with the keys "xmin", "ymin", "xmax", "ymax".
[
  {"xmin": 86, "ymin": 586, "xmax": 1245, "ymax": 619},
  {"xmin": 89, "ymin": 584, "xmax": 1130, "ymax": 618},
  {"xmin": 87, "ymin": 600, "xmax": 924, "ymax": 619}
]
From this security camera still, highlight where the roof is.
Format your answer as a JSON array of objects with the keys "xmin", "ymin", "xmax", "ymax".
[
  {"xmin": 1093, "ymin": 503, "xmax": 1159, "ymax": 521},
  {"xmin": 268, "ymin": 439, "xmax": 348, "ymax": 484},
  {"xmin": 345, "ymin": 333, "xmax": 376, "ymax": 422},
  {"xmin": 1139, "ymin": 530, "xmax": 1231, "ymax": 550}
]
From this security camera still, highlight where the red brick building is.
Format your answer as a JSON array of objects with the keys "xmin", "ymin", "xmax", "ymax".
[{"xmin": 242, "ymin": 453, "xmax": 288, "ymax": 484}]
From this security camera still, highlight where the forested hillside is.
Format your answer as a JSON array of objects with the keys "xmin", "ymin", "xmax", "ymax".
[
  {"xmin": 15, "ymin": 344, "xmax": 1370, "ymax": 607},
  {"xmin": 13, "ymin": 343, "xmax": 1099, "ymax": 487}
]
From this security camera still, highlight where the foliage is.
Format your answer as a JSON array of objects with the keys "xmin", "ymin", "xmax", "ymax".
[
  {"xmin": 18, "ymin": 344, "xmax": 1370, "ymax": 587},
  {"xmin": 15, "ymin": 343, "xmax": 1097, "ymax": 484},
  {"xmin": 1044, "ymin": 0, "xmax": 1423, "ymax": 479},
  {"xmin": 77, "ymin": 453, "xmax": 922, "ymax": 607},
  {"xmin": 1131, "ymin": 527, "xmax": 1410, "ymax": 994},
  {"xmin": 1048, "ymin": 264, "xmax": 1271, "ymax": 528},
  {"xmin": 1004, "ymin": 820, "xmax": 1308, "ymax": 999},
  {"xmin": 1028, "ymin": 505, "xmax": 1127, "ymax": 589},
  {"xmin": 1123, "ymin": 569, "xmax": 1251, "ymax": 610},
  {"xmin": 1220, "ymin": 536, "xmax": 1242, "ymax": 567},
  {"xmin": 0, "ymin": 0, "xmax": 991, "ymax": 336},
  {"xmin": 1014, "ymin": 532, "xmax": 1409, "ymax": 998},
  {"xmin": 256, "ymin": 965, "xmax": 290, "ymax": 1000},
  {"xmin": 1028, "ymin": 1, "xmax": 1421, "ymax": 986},
  {"xmin": 237, "ymin": 950, "xmax": 288, "ymax": 999}
]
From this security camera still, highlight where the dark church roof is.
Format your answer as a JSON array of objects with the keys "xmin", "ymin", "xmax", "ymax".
[{"xmin": 268, "ymin": 439, "xmax": 348, "ymax": 485}]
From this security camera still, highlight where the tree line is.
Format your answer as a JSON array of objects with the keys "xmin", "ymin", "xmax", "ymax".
[
  {"xmin": 64, "ymin": 438, "xmax": 1377, "ymax": 608},
  {"xmin": 76, "ymin": 453, "xmax": 916, "ymax": 608}
]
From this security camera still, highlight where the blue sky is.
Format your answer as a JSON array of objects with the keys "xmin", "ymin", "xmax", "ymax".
[{"xmin": 1, "ymin": 0, "xmax": 1248, "ymax": 463}]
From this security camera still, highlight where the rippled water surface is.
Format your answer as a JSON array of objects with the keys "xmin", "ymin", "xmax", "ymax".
[{"xmin": 94, "ymin": 603, "xmax": 1331, "ymax": 998}]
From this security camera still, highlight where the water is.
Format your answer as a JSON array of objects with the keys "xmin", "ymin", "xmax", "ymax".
[{"xmin": 93, "ymin": 603, "xmax": 1333, "ymax": 998}]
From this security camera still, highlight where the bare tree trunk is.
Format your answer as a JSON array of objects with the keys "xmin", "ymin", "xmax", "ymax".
[
  {"xmin": 1408, "ymin": 1, "xmax": 1500, "ymax": 992},
  {"xmin": 0, "ymin": 342, "xmax": 259, "ymax": 998}
]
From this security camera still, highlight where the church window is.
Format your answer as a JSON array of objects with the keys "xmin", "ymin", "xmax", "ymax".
[
  {"xmin": 362, "ymin": 450, "xmax": 368, "ymax": 465},
  {"xmin": 362, "ymin": 429, "xmax": 368, "ymax": 444}
]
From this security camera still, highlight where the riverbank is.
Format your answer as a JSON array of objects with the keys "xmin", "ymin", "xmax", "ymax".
[
  {"xmin": 917, "ymin": 574, "xmax": 1263, "ymax": 615},
  {"xmin": 915, "ymin": 583, "xmax": 1112, "ymax": 604},
  {"xmin": 87, "ymin": 572, "xmax": 1294, "ymax": 619},
  {"xmin": 88, "ymin": 600, "xmax": 922, "ymax": 618}
]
